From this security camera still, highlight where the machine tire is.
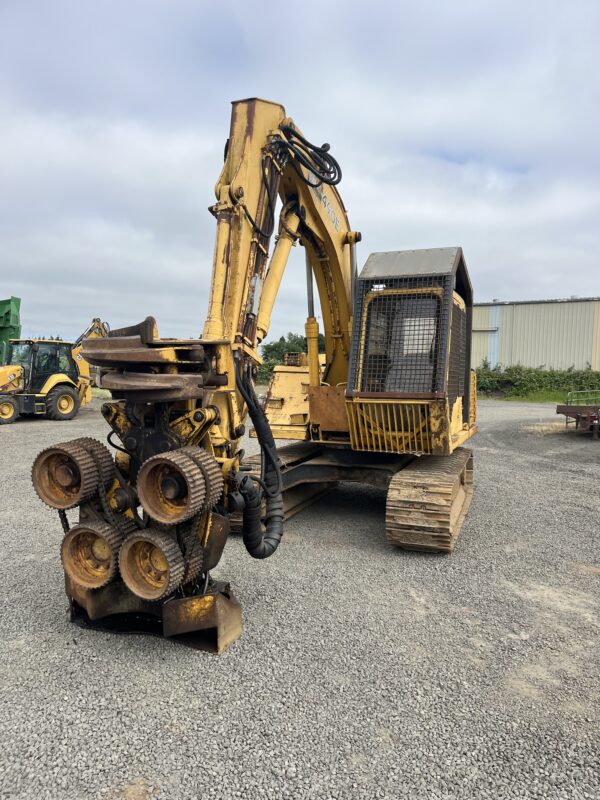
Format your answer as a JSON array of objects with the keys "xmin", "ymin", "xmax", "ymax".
[
  {"xmin": 45, "ymin": 386, "xmax": 80, "ymax": 421},
  {"xmin": 0, "ymin": 396, "xmax": 19, "ymax": 424}
]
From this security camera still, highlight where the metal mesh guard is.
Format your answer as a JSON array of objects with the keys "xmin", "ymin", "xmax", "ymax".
[
  {"xmin": 349, "ymin": 272, "xmax": 452, "ymax": 395},
  {"xmin": 359, "ymin": 293, "xmax": 441, "ymax": 393}
]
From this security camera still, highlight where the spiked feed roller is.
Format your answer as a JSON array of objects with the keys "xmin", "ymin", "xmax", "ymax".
[
  {"xmin": 32, "ymin": 432, "xmax": 241, "ymax": 654},
  {"xmin": 136, "ymin": 447, "xmax": 223, "ymax": 525},
  {"xmin": 32, "ymin": 442, "xmax": 101, "ymax": 509},
  {"xmin": 61, "ymin": 521, "xmax": 123, "ymax": 590},
  {"xmin": 119, "ymin": 528, "xmax": 186, "ymax": 601}
]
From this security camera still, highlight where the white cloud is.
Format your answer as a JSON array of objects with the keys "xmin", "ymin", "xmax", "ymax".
[{"xmin": 0, "ymin": 0, "xmax": 599, "ymax": 344}]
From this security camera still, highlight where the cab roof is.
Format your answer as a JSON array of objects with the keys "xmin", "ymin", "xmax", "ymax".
[{"xmin": 358, "ymin": 247, "xmax": 472, "ymax": 305}]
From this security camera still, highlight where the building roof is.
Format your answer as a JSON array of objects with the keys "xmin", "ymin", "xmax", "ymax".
[{"xmin": 476, "ymin": 297, "xmax": 600, "ymax": 307}]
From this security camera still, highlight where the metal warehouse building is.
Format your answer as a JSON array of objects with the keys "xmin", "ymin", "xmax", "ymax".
[{"xmin": 472, "ymin": 298, "xmax": 600, "ymax": 370}]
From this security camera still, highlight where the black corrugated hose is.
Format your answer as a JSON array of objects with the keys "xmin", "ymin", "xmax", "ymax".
[{"xmin": 235, "ymin": 356, "xmax": 284, "ymax": 559}]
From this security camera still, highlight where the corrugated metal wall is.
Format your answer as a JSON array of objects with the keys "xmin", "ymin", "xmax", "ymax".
[{"xmin": 472, "ymin": 300, "xmax": 600, "ymax": 370}]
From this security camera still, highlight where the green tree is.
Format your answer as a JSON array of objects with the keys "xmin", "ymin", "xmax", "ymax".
[
  {"xmin": 261, "ymin": 332, "xmax": 306, "ymax": 364},
  {"xmin": 257, "ymin": 331, "xmax": 326, "ymax": 383}
]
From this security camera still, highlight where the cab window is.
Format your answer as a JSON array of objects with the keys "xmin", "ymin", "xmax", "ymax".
[
  {"xmin": 58, "ymin": 344, "xmax": 78, "ymax": 381},
  {"xmin": 35, "ymin": 343, "xmax": 59, "ymax": 375}
]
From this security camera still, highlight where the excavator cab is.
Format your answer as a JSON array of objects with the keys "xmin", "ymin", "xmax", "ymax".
[{"xmin": 345, "ymin": 247, "xmax": 476, "ymax": 456}]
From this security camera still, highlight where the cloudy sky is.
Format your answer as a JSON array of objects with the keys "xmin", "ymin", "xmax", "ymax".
[{"xmin": 1, "ymin": 0, "xmax": 599, "ymax": 342}]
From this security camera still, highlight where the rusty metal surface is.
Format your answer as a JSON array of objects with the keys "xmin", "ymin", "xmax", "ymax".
[
  {"xmin": 556, "ymin": 404, "xmax": 599, "ymax": 438},
  {"xmin": 308, "ymin": 385, "xmax": 349, "ymax": 432},
  {"xmin": 136, "ymin": 449, "xmax": 208, "ymax": 524},
  {"xmin": 32, "ymin": 441, "xmax": 100, "ymax": 509},
  {"xmin": 556, "ymin": 404, "xmax": 600, "ymax": 416},
  {"xmin": 101, "ymin": 372, "xmax": 204, "ymax": 391},
  {"xmin": 83, "ymin": 322, "xmax": 225, "ymax": 403},
  {"xmin": 84, "ymin": 345, "xmax": 184, "ymax": 366},
  {"xmin": 84, "ymin": 335, "xmax": 208, "ymax": 367},
  {"xmin": 66, "ymin": 575, "xmax": 162, "ymax": 620},
  {"xmin": 162, "ymin": 582, "xmax": 242, "ymax": 653},
  {"xmin": 104, "ymin": 316, "xmax": 158, "ymax": 344},
  {"xmin": 100, "ymin": 371, "xmax": 205, "ymax": 401},
  {"xmin": 66, "ymin": 577, "xmax": 242, "ymax": 654},
  {"xmin": 203, "ymin": 512, "xmax": 230, "ymax": 571}
]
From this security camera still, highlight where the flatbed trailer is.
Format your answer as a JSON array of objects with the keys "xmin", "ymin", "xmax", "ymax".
[{"xmin": 556, "ymin": 390, "xmax": 600, "ymax": 440}]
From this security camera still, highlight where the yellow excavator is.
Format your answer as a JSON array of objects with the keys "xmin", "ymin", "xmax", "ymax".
[
  {"xmin": 0, "ymin": 319, "xmax": 109, "ymax": 424},
  {"xmin": 31, "ymin": 99, "xmax": 477, "ymax": 652}
]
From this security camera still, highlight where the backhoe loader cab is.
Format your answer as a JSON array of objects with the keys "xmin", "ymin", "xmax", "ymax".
[
  {"xmin": 0, "ymin": 319, "xmax": 109, "ymax": 424},
  {"xmin": 0, "ymin": 340, "xmax": 83, "ymax": 423}
]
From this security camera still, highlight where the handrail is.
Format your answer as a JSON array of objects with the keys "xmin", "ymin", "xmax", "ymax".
[{"xmin": 566, "ymin": 389, "xmax": 600, "ymax": 406}]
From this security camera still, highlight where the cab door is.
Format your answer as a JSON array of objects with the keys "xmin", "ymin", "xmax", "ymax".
[
  {"xmin": 30, "ymin": 343, "xmax": 60, "ymax": 393},
  {"xmin": 57, "ymin": 343, "xmax": 79, "ymax": 383}
]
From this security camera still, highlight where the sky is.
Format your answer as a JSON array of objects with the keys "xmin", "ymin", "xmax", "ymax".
[{"xmin": 1, "ymin": 0, "xmax": 599, "ymax": 342}]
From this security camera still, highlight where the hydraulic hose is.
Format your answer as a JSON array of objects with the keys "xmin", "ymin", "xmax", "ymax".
[
  {"xmin": 235, "ymin": 356, "xmax": 284, "ymax": 559},
  {"xmin": 277, "ymin": 124, "xmax": 342, "ymax": 186}
]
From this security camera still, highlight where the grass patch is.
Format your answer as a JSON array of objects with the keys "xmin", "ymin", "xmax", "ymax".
[
  {"xmin": 500, "ymin": 390, "xmax": 566, "ymax": 404},
  {"xmin": 476, "ymin": 362, "xmax": 600, "ymax": 402},
  {"xmin": 92, "ymin": 387, "xmax": 112, "ymax": 398},
  {"xmin": 521, "ymin": 420, "xmax": 567, "ymax": 436}
]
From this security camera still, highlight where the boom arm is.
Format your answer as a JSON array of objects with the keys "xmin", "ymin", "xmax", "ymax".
[
  {"xmin": 196, "ymin": 99, "xmax": 361, "ymax": 559},
  {"xmin": 73, "ymin": 318, "xmax": 110, "ymax": 349},
  {"xmin": 202, "ymin": 98, "xmax": 360, "ymax": 399},
  {"xmin": 79, "ymin": 100, "xmax": 360, "ymax": 566},
  {"xmin": 72, "ymin": 318, "xmax": 109, "ymax": 392}
]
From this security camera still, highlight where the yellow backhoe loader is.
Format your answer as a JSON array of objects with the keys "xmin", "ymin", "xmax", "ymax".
[
  {"xmin": 31, "ymin": 99, "xmax": 477, "ymax": 652},
  {"xmin": 0, "ymin": 319, "xmax": 109, "ymax": 424}
]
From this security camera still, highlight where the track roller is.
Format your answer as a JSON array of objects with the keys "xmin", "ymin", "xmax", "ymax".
[
  {"xmin": 61, "ymin": 521, "xmax": 122, "ymax": 589},
  {"xmin": 119, "ymin": 528, "xmax": 185, "ymax": 600},
  {"xmin": 32, "ymin": 441, "xmax": 99, "ymax": 509}
]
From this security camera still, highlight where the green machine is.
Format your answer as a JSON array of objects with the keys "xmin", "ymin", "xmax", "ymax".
[{"xmin": 0, "ymin": 297, "xmax": 22, "ymax": 364}]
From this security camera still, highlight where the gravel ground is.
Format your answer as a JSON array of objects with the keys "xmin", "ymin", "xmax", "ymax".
[{"xmin": 0, "ymin": 400, "xmax": 598, "ymax": 800}]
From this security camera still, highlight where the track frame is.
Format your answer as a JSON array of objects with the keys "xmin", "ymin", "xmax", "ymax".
[{"xmin": 235, "ymin": 442, "xmax": 473, "ymax": 553}]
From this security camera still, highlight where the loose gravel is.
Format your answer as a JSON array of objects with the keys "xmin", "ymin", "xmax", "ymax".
[{"xmin": 0, "ymin": 400, "xmax": 598, "ymax": 800}]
